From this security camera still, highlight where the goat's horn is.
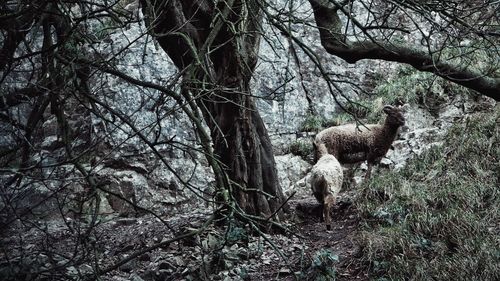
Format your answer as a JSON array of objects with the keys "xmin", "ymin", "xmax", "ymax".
[{"xmin": 383, "ymin": 105, "xmax": 394, "ymax": 113}]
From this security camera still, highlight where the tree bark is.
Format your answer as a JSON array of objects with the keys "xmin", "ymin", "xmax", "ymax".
[{"xmin": 140, "ymin": 0, "xmax": 287, "ymax": 220}]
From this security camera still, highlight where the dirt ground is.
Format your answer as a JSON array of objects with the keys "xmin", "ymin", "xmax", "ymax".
[
  {"xmin": 2, "ymin": 195, "xmax": 369, "ymax": 281},
  {"xmin": 248, "ymin": 198, "xmax": 368, "ymax": 280}
]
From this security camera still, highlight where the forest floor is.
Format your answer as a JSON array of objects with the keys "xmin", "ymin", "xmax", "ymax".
[
  {"xmin": 2, "ymin": 193, "xmax": 369, "ymax": 281},
  {"xmin": 248, "ymin": 196, "xmax": 368, "ymax": 281}
]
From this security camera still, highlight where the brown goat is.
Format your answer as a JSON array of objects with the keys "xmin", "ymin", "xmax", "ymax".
[{"xmin": 314, "ymin": 105, "xmax": 405, "ymax": 178}]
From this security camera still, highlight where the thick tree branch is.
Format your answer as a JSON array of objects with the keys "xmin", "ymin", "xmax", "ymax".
[
  {"xmin": 0, "ymin": 87, "xmax": 42, "ymax": 108},
  {"xmin": 308, "ymin": 0, "xmax": 500, "ymax": 101}
]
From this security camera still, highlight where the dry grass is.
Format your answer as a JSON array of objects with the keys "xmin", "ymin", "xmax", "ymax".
[{"xmin": 356, "ymin": 109, "xmax": 500, "ymax": 280}]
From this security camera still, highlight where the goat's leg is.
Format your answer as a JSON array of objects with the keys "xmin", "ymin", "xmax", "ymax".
[
  {"xmin": 365, "ymin": 162, "xmax": 373, "ymax": 179},
  {"xmin": 366, "ymin": 156, "xmax": 383, "ymax": 179},
  {"xmin": 366, "ymin": 156, "xmax": 381, "ymax": 179}
]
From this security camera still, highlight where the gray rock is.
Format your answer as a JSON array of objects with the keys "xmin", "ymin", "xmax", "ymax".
[{"xmin": 275, "ymin": 154, "xmax": 311, "ymax": 194}]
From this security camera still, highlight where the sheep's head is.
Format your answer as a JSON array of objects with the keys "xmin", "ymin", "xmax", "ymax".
[{"xmin": 383, "ymin": 105, "xmax": 405, "ymax": 126}]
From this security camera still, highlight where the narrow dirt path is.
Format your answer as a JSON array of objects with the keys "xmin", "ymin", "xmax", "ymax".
[{"xmin": 249, "ymin": 197, "xmax": 368, "ymax": 280}]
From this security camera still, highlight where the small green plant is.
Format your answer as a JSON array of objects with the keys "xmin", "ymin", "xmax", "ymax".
[
  {"xmin": 94, "ymin": 18, "xmax": 121, "ymax": 41},
  {"xmin": 323, "ymin": 113, "xmax": 352, "ymax": 127},
  {"xmin": 288, "ymin": 139, "xmax": 313, "ymax": 159},
  {"xmin": 300, "ymin": 115, "xmax": 324, "ymax": 132},
  {"xmin": 436, "ymin": 44, "xmax": 500, "ymax": 77},
  {"xmin": 374, "ymin": 51, "xmax": 491, "ymax": 115},
  {"xmin": 375, "ymin": 66, "xmax": 432, "ymax": 106},
  {"xmin": 300, "ymin": 113, "xmax": 353, "ymax": 132},
  {"xmin": 305, "ymin": 249, "xmax": 339, "ymax": 281},
  {"xmin": 225, "ymin": 223, "xmax": 248, "ymax": 246}
]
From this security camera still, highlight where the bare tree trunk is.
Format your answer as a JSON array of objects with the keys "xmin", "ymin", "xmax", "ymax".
[
  {"xmin": 140, "ymin": 0, "xmax": 288, "ymax": 220},
  {"xmin": 211, "ymin": 88, "xmax": 285, "ymax": 217}
]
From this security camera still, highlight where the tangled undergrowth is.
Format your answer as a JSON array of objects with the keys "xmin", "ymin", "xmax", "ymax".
[{"xmin": 356, "ymin": 108, "xmax": 499, "ymax": 280}]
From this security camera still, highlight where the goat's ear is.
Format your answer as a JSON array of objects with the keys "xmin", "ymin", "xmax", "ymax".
[{"xmin": 383, "ymin": 105, "xmax": 393, "ymax": 114}]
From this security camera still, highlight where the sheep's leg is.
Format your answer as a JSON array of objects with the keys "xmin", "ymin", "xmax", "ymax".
[
  {"xmin": 324, "ymin": 203, "xmax": 331, "ymax": 230},
  {"xmin": 313, "ymin": 192, "xmax": 324, "ymax": 222},
  {"xmin": 324, "ymin": 194, "xmax": 335, "ymax": 230}
]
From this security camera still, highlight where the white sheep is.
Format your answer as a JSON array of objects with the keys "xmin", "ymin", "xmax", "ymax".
[
  {"xmin": 310, "ymin": 143, "xmax": 343, "ymax": 230},
  {"xmin": 314, "ymin": 105, "xmax": 405, "ymax": 178}
]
